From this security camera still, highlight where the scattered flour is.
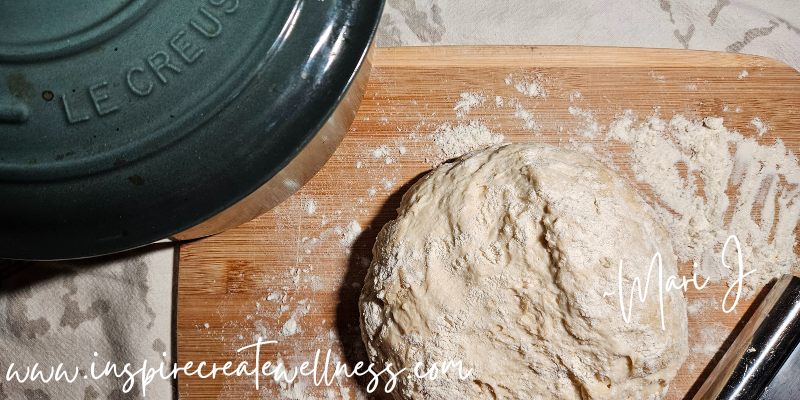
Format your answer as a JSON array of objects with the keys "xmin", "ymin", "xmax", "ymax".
[
  {"xmin": 281, "ymin": 316, "xmax": 298, "ymax": 336},
  {"xmin": 253, "ymin": 320, "xmax": 268, "ymax": 342},
  {"xmin": 431, "ymin": 120, "xmax": 504, "ymax": 162},
  {"xmin": 506, "ymin": 73, "xmax": 547, "ymax": 98},
  {"xmin": 304, "ymin": 199, "xmax": 317, "ymax": 215},
  {"xmin": 651, "ymin": 71, "xmax": 665, "ymax": 81},
  {"xmin": 739, "ymin": 70, "xmax": 749, "ymax": 79},
  {"xmin": 687, "ymin": 297, "xmax": 719, "ymax": 315},
  {"xmin": 514, "ymin": 103, "xmax": 540, "ymax": 132},
  {"xmin": 380, "ymin": 177, "xmax": 395, "ymax": 190},
  {"xmin": 340, "ymin": 220, "xmax": 362, "ymax": 246},
  {"xmin": 453, "ymin": 92, "xmax": 486, "ymax": 118},
  {"xmin": 691, "ymin": 323, "xmax": 728, "ymax": 356},
  {"xmin": 750, "ymin": 117, "xmax": 768, "ymax": 136},
  {"xmin": 278, "ymin": 379, "xmax": 309, "ymax": 400},
  {"xmin": 338, "ymin": 384, "xmax": 351, "ymax": 400},
  {"xmin": 604, "ymin": 113, "xmax": 800, "ymax": 297},
  {"xmin": 568, "ymin": 106, "xmax": 603, "ymax": 137},
  {"xmin": 326, "ymin": 329, "xmax": 338, "ymax": 342},
  {"xmin": 371, "ymin": 145, "xmax": 389, "ymax": 158}
]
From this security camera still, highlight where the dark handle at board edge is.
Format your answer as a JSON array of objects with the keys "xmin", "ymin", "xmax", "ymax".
[{"xmin": 693, "ymin": 274, "xmax": 800, "ymax": 400}]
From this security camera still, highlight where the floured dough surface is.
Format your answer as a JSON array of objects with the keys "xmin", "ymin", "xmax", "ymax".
[{"xmin": 359, "ymin": 143, "xmax": 688, "ymax": 399}]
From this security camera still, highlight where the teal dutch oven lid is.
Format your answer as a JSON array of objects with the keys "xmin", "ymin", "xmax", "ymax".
[{"xmin": 0, "ymin": 0, "xmax": 384, "ymax": 259}]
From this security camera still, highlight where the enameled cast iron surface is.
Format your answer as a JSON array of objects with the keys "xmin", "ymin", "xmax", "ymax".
[{"xmin": 0, "ymin": 0, "xmax": 384, "ymax": 259}]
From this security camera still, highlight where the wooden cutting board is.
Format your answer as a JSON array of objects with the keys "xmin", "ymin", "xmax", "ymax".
[{"xmin": 177, "ymin": 46, "xmax": 800, "ymax": 399}]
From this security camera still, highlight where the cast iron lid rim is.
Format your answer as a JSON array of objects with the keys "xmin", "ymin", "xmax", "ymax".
[{"xmin": 160, "ymin": 3, "xmax": 386, "ymax": 244}]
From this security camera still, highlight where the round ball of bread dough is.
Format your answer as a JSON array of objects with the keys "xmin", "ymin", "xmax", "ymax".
[{"xmin": 359, "ymin": 143, "xmax": 688, "ymax": 400}]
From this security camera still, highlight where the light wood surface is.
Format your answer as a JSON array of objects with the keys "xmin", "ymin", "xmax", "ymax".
[{"xmin": 178, "ymin": 46, "xmax": 800, "ymax": 399}]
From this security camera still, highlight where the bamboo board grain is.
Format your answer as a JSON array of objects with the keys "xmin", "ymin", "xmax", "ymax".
[{"xmin": 178, "ymin": 46, "xmax": 800, "ymax": 399}]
